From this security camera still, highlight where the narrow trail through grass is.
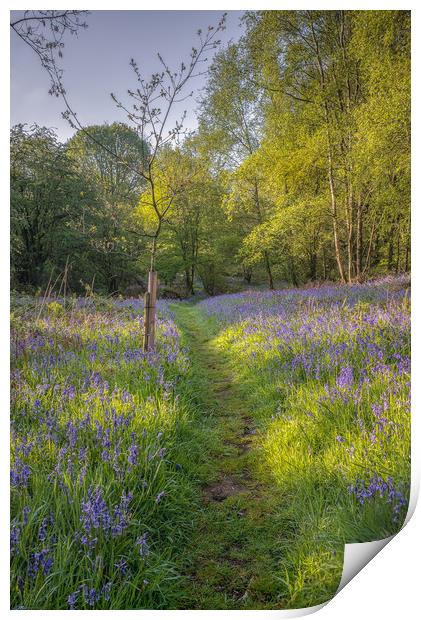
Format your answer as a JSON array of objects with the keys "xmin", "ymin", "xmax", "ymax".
[{"xmin": 173, "ymin": 304, "xmax": 285, "ymax": 610}]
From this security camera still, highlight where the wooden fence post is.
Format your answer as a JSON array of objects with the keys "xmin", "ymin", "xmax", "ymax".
[
  {"xmin": 147, "ymin": 271, "xmax": 158, "ymax": 349},
  {"xmin": 143, "ymin": 291, "xmax": 151, "ymax": 351},
  {"xmin": 143, "ymin": 271, "xmax": 158, "ymax": 352}
]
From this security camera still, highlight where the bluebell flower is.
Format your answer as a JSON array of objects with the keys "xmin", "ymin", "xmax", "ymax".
[
  {"xmin": 83, "ymin": 585, "xmax": 99, "ymax": 607},
  {"xmin": 136, "ymin": 533, "xmax": 150, "ymax": 557},
  {"xmin": 155, "ymin": 491, "xmax": 165, "ymax": 504},
  {"xmin": 336, "ymin": 366, "xmax": 353, "ymax": 389},
  {"xmin": 115, "ymin": 558, "xmax": 129, "ymax": 575},
  {"xmin": 68, "ymin": 587, "xmax": 80, "ymax": 609},
  {"xmin": 10, "ymin": 524, "xmax": 20, "ymax": 555},
  {"xmin": 101, "ymin": 582, "xmax": 112, "ymax": 602}
]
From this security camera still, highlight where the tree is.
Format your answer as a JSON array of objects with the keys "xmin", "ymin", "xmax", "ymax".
[
  {"xmin": 111, "ymin": 17, "xmax": 227, "ymax": 273},
  {"xmin": 10, "ymin": 124, "xmax": 95, "ymax": 289},
  {"xmin": 198, "ymin": 42, "xmax": 275, "ymax": 288},
  {"xmin": 239, "ymin": 10, "xmax": 410, "ymax": 283},
  {"xmin": 350, "ymin": 11, "xmax": 410, "ymax": 275},
  {"xmin": 164, "ymin": 141, "xmax": 227, "ymax": 296},
  {"xmin": 67, "ymin": 123, "xmax": 148, "ymax": 206},
  {"xmin": 67, "ymin": 123, "xmax": 149, "ymax": 293},
  {"xmin": 110, "ymin": 16, "xmax": 227, "ymax": 347}
]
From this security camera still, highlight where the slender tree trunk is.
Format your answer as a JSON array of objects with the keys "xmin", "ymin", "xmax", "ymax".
[
  {"xmin": 309, "ymin": 14, "xmax": 346, "ymax": 283},
  {"xmin": 184, "ymin": 261, "xmax": 195, "ymax": 296},
  {"xmin": 405, "ymin": 236, "xmax": 410, "ymax": 272},
  {"xmin": 327, "ymin": 144, "xmax": 346, "ymax": 283},
  {"xmin": 253, "ymin": 180, "xmax": 274, "ymax": 289},
  {"xmin": 308, "ymin": 247, "xmax": 317, "ymax": 280},
  {"xmin": 144, "ymin": 228, "xmax": 160, "ymax": 351},
  {"xmin": 387, "ymin": 236, "xmax": 394, "ymax": 271},
  {"xmin": 322, "ymin": 247, "xmax": 327, "ymax": 281},
  {"xmin": 108, "ymin": 275, "xmax": 118, "ymax": 295},
  {"xmin": 356, "ymin": 197, "xmax": 363, "ymax": 280},
  {"xmin": 191, "ymin": 233, "xmax": 199, "ymax": 295},
  {"xmin": 190, "ymin": 263, "xmax": 195, "ymax": 295},
  {"xmin": 362, "ymin": 220, "xmax": 376, "ymax": 277},
  {"xmin": 346, "ymin": 180, "xmax": 354, "ymax": 282},
  {"xmin": 396, "ymin": 230, "xmax": 401, "ymax": 273},
  {"xmin": 264, "ymin": 250, "xmax": 274, "ymax": 290},
  {"xmin": 150, "ymin": 235, "xmax": 158, "ymax": 272},
  {"xmin": 243, "ymin": 265, "xmax": 252, "ymax": 284},
  {"xmin": 289, "ymin": 256, "xmax": 298, "ymax": 287},
  {"xmin": 145, "ymin": 270, "xmax": 158, "ymax": 349},
  {"xmin": 185, "ymin": 269, "xmax": 193, "ymax": 296}
]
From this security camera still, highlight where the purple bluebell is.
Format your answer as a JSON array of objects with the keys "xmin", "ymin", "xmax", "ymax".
[{"xmin": 136, "ymin": 533, "xmax": 150, "ymax": 557}]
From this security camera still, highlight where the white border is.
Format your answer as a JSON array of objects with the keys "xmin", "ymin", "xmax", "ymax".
[{"xmin": 2, "ymin": 2, "xmax": 419, "ymax": 618}]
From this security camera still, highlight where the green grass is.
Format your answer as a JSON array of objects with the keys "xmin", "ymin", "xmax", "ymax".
[
  {"xmin": 198, "ymin": 285, "xmax": 410, "ymax": 608},
  {"xmin": 11, "ymin": 283, "xmax": 410, "ymax": 609},
  {"xmin": 171, "ymin": 304, "xmax": 289, "ymax": 609}
]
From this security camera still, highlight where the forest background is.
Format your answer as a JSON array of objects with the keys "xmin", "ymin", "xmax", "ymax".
[{"xmin": 10, "ymin": 9, "xmax": 411, "ymax": 298}]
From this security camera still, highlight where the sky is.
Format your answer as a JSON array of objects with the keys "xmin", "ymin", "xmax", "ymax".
[{"xmin": 10, "ymin": 10, "xmax": 245, "ymax": 142}]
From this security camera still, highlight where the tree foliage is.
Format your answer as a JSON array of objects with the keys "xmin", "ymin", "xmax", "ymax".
[
  {"xmin": 11, "ymin": 124, "xmax": 94, "ymax": 289},
  {"xmin": 236, "ymin": 10, "xmax": 410, "ymax": 283}
]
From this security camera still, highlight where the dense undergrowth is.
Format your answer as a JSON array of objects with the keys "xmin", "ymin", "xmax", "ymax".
[{"xmin": 198, "ymin": 275, "xmax": 411, "ymax": 607}]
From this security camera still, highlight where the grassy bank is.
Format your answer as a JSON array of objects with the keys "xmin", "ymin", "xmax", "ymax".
[{"xmin": 197, "ymin": 276, "xmax": 410, "ymax": 607}]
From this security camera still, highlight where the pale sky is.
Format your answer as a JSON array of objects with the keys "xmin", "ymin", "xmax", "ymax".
[{"xmin": 10, "ymin": 10, "xmax": 245, "ymax": 142}]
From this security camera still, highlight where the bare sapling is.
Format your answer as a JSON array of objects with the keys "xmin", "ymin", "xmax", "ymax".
[{"xmin": 111, "ymin": 15, "xmax": 227, "ymax": 350}]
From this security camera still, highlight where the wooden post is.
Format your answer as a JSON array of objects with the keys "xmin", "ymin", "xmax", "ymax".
[
  {"xmin": 143, "ymin": 291, "xmax": 151, "ymax": 351},
  {"xmin": 147, "ymin": 271, "xmax": 158, "ymax": 349},
  {"xmin": 142, "ymin": 271, "xmax": 158, "ymax": 352}
]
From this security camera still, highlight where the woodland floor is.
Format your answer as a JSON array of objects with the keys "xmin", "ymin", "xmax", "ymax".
[{"xmin": 172, "ymin": 305, "xmax": 287, "ymax": 610}]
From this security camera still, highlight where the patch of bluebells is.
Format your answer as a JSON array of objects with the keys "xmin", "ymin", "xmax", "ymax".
[
  {"xmin": 10, "ymin": 296, "xmax": 188, "ymax": 608},
  {"xmin": 155, "ymin": 491, "xmax": 165, "ymax": 504},
  {"xmin": 77, "ymin": 583, "xmax": 112, "ymax": 608},
  {"xmin": 10, "ymin": 524, "xmax": 20, "ymax": 555},
  {"xmin": 11, "ymin": 458, "xmax": 31, "ymax": 488},
  {"xmin": 198, "ymin": 275, "xmax": 409, "ymax": 326},
  {"xmin": 348, "ymin": 475, "xmax": 408, "ymax": 521},
  {"xmin": 79, "ymin": 486, "xmax": 134, "ymax": 548},
  {"xmin": 115, "ymin": 557, "xmax": 130, "ymax": 575},
  {"xmin": 80, "ymin": 486, "xmax": 112, "ymax": 539},
  {"xmin": 27, "ymin": 548, "xmax": 54, "ymax": 578},
  {"xmin": 67, "ymin": 589, "xmax": 80, "ymax": 609},
  {"xmin": 67, "ymin": 582, "xmax": 112, "ymax": 609},
  {"xmin": 336, "ymin": 366, "xmax": 353, "ymax": 389},
  {"xmin": 38, "ymin": 515, "xmax": 54, "ymax": 542},
  {"xmin": 200, "ymin": 276, "xmax": 410, "ymax": 530},
  {"xmin": 128, "ymin": 433, "xmax": 138, "ymax": 468}
]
